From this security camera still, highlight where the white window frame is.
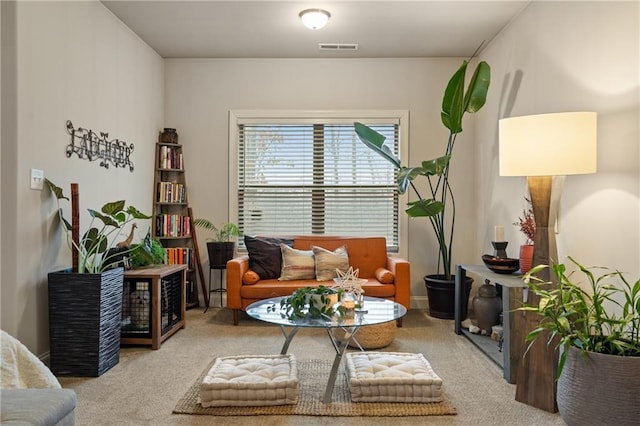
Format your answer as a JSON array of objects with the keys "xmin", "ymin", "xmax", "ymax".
[{"xmin": 229, "ymin": 109, "xmax": 409, "ymax": 259}]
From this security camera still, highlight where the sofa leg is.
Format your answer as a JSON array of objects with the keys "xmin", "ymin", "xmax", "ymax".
[{"xmin": 233, "ymin": 309, "xmax": 239, "ymax": 325}]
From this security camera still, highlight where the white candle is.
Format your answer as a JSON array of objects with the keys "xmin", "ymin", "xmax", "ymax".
[{"xmin": 495, "ymin": 226, "xmax": 505, "ymax": 242}]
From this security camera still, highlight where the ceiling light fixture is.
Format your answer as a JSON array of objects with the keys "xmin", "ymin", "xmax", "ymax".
[{"xmin": 299, "ymin": 9, "xmax": 331, "ymax": 30}]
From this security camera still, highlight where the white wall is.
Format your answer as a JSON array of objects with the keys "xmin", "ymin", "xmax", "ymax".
[
  {"xmin": 165, "ymin": 57, "xmax": 481, "ymax": 308},
  {"xmin": 477, "ymin": 2, "xmax": 639, "ymax": 278},
  {"xmin": 0, "ymin": 1, "xmax": 164, "ymax": 355}
]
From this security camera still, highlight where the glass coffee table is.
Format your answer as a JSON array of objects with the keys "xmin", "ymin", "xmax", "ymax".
[{"xmin": 246, "ymin": 296, "xmax": 407, "ymax": 404}]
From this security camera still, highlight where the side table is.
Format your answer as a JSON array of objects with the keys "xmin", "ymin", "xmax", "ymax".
[
  {"xmin": 121, "ymin": 264, "xmax": 187, "ymax": 349},
  {"xmin": 455, "ymin": 264, "xmax": 527, "ymax": 383}
]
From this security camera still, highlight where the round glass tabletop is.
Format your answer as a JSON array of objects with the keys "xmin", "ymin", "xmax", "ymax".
[{"xmin": 246, "ymin": 296, "xmax": 406, "ymax": 329}]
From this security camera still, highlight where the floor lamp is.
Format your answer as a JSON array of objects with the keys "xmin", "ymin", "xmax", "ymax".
[{"xmin": 499, "ymin": 111, "xmax": 597, "ymax": 412}]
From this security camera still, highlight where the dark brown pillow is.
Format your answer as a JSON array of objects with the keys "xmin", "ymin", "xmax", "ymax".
[{"xmin": 244, "ymin": 236, "xmax": 293, "ymax": 279}]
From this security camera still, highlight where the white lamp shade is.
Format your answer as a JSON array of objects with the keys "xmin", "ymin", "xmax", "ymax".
[
  {"xmin": 299, "ymin": 9, "xmax": 330, "ymax": 30},
  {"xmin": 499, "ymin": 112, "xmax": 597, "ymax": 176}
]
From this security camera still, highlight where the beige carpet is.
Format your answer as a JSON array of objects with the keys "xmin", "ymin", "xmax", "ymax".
[{"xmin": 174, "ymin": 358, "xmax": 457, "ymax": 417}]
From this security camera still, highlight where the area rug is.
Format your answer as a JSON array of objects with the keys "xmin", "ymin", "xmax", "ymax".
[{"xmin": 173, "ymin": 358, "xmax": 457, "ymax": 417}]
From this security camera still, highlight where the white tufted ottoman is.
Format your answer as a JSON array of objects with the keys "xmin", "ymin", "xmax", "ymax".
[
  {"xmin": 345, "ymin": 352, "xmax": 443, "ymax": 403},
  {"xmin": 200, "ymin": 354, "xmax": 298, "ymax": 407}
]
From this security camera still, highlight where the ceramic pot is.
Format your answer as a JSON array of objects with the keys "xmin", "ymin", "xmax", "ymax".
[
  {"xmin": 160, "ymin": 127, "xmax": 178, "ymax": 144},
  {"xmin": 519, "ymin": 244, "xmax": 534, "ymax": 274},
  {"xmin": 558, "ymin": 346, "xmax": 640, "ymax": 425},
  {"xmin": 472, "ymin": 280, "xmax": 502, "ymax": 332}
]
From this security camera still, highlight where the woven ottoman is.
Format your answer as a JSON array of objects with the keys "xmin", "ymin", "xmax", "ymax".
[
  {"xmin": 345, "ymin": 352, "xmax": 443, "ymax": 403},
  {"xmin": 200, "ymin": 354, "xmax": 298, "ymax": 407}
]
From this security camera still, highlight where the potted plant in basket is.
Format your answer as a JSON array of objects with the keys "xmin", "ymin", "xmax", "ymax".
[
  {"xmin": 355, "ymin": 58, "xmax": 491, "ymax": 318},
  {"xmin": 193, "ymin": 219, "xmax": 242, "ymax": 268},
  {"xmin": 45, "ymin": 178, "xmax": 151, "ymax": 377},
  {"xmin": 520, "ymin": 257, "xmax": 640, "ymax": 425},
  {"xmin": 513, "ymin": 197, "xmax": 535, "ymax": 274}
]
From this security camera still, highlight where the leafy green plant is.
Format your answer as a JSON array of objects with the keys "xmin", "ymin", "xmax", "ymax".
[
  {"xmin": 354, "ymin": 59, "xmax": 490, "ymax": 279},
  {"xmin": 520, "ymin": 257, "xmax": 640, "ymax": 378},
  {"xmin": 193, "ymin": 219, "xmax": 241, "ymax": 242},
  {"xmin": 129, "ymin": 229, "xmax": 167, "ymax": 268},
  {"xmin": 45, "ymin": 178, "xmax": 151, "ymax": 273},
  {"xmin": 280, "ymin": 285, "xmax": 341, "ymax": 320}
]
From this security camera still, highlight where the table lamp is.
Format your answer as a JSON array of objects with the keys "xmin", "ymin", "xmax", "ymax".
[{"xmin": 498, "ymin": 111, "xmax": 597, "ymax": 412}]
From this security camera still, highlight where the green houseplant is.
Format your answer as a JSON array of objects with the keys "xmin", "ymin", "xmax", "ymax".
[
  {"xmin": 46, "ymin": 179, "xmax": 151, "ymax": 273},
  {"xmin": 45, "ymin": 178, "xmax": 151, "ymax": 377},
  {"xmin": 129, "ymin": 229, "xmax": 167, "ymax": 268},
  {"xmin": 279, "ymin": 285, "xmax": 341, "ymax": 320},
  {"xmin": 355, "ymin": 59, "xmax": 490, "ymax": 318},
  {"xmin": 520, "ymin": 257, "xmax": 640, "ymax": 424},
  {"xmin": 193, "ymin": 219, "xmax": 242, "ymax": 268}
]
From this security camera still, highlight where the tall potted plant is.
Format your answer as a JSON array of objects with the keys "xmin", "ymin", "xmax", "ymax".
[
  {"xmin": 355, "ymin": 59, "xmax": 490, "ymax": 318},
  {"xmin": 46, "ymin": 179, "xmax": 150, "ymax": 377},
  {"xmin": 193, "ymin": 219, "xmax": 242, "ymax": 268},
  {"xmin": 520, "ymin": 258, "xmax": 640, "ymax": 425}
]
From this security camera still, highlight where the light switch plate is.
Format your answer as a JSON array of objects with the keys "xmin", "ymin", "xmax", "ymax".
[{"xmin": 30, "ymin": 168, "xmax": 44, "ymax": 190}]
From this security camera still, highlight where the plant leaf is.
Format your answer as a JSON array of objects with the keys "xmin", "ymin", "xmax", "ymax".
[
  {"xmin": 353, "ymin": 122, "xmax": 401, "ymax": 168},
  {"xmin": 406, "ymin": 199, "xmax": 443, "ymax": 218},
  {"xmin": 44, "ymin": 178, "xmax": 68, "ymax": 201},
  {"xmin": 101, "ymin": 200, "xmax": 126, "ymax": 216},
  {"xmin": 441, "ymin": 61, "xmax": 467, "ymax": 134},
  {"xmin": 88, "ymin": 209, "xmax": 119, "ymax": 228},
  {"xmin": 126, "ymin": 205, "xmax": 152, "ymax": 220},
  {"xmin": 463, "ymin": 61, "xmax": 491, "ymax": 113}
]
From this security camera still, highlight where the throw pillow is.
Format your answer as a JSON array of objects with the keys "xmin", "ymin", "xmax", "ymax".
[
  {"xmin": 279, "ymin": 244, "xmax": 316, "ymax": 280},
  {"xmin": 313, "ymin": 245, "xmax": 349, "ymax": 281},
  {"xmin": 242, "ymin": 270, "xmax": 260, "ymax": 285},
  {"xmin": 375, "ymin": 267, "xmax": 394, "ymax": 284},
  {"xmin": 244, "ymin": 236, "xmax": 293, "ymax": 279}
]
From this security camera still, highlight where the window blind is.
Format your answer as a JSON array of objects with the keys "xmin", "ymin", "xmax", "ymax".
[{"xmin": 237, "ymin": 121, "xmax": 399, "ymax": 251}]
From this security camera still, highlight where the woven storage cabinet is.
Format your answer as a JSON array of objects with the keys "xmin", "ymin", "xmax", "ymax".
[
  {"xmin": 48, "ymin": 267, "xmax": 124, "ymax": 377},
  {"xmin": 345, "ymin": 352, "xmax": 443, "ymax": 403}
]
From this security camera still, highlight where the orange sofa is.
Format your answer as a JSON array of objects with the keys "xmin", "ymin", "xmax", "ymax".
[{"xmin": 226, "ymin": 236, "xmax": 410, "ymax": 326}]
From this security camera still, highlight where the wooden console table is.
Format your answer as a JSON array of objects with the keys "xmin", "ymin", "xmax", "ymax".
[
  {"xmin": 454, "ymin": 264, "xmax": 527, "ymax": 383},
  {"xmin": 121, "ymin": 264, "xmax": 187, "ymax": 349}
]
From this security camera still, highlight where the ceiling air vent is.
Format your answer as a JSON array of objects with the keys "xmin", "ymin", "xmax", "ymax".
[{"xmin": 318, "ymin": 43, "xmax": 359, "ymax": 51}]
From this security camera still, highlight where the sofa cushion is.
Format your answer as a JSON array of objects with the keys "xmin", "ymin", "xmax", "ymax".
[
  {"xmin": 279, "ymin": 245, "xmax": 315, "ymax": 280},
  {"xmin": 313, "ymin": 245, "xmax": 349, "ymax": 281},
  {"xmin": 293, "ymin": 236, "xmax": 388, "ymax": 278},
  {"xmin": 240, "ymin": 278, "xmax": 396, "ymax": 301},
  {"xmin": 244, "ymin": 236, "xmax": 293, "ymax": 279},
  {"xmin": 242, "ymin": 270, "xmax": 260, "ymax": 285},
  {"xmin": 375, "ymin": 267, "xmax": 394, "ymax": 284}
]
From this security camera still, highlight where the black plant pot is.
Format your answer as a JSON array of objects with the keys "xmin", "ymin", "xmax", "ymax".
[
  {"xmin": 424, "ymin": 274, "xmax": 473, "ymax": 319},
  {"xmin": 48, "ymin": 267, "xmax": 124, "ymax": 377},
  {"xmin": 206, "ymin": 242, "xmax": 236, "ymax": 268}
]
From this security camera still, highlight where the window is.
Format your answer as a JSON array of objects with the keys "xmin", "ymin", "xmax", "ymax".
[{"xmin": 230, "ymin": 111, "xmax": 408, "ymax": 252}]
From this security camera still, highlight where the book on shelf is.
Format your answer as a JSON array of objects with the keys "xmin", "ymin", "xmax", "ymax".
[
  {"xmin": 156, "ymin": 182, "xmax": 186, "ymax": 204},
  {"xmin": 155, "ymin": 214, "xmax": 191, "ymax": 238},
  {"xmin": 159, "ymin": 145, "xmax": 184, "ymax": 170},
  {"xmin": 165, "ymin": 247, "xmax": 192, "ymax": 268}
]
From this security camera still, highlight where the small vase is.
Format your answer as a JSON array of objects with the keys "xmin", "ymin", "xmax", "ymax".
[{"xmin": 519, "ymin": 244, "xmax": 534, "ymax": 274}]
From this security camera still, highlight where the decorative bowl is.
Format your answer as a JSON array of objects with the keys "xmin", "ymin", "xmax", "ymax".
[{"xmin": 482, "ymin": 255, "xmax": 520, "ymax": 274}]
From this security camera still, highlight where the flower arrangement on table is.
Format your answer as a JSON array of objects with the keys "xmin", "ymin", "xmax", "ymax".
[
  {"xmin": 513, "ymin": 197, "xmax": 536, "ymax": 244},
  {"xmin": 513, "ymin": 197, "xmax": 536, "ymax": 274}
]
